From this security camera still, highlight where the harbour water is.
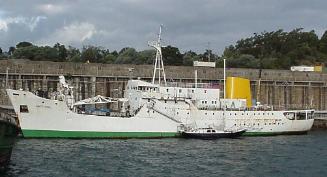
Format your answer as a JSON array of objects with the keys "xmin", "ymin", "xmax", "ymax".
[{"xmin": 2, "ymin": 131, "xmax": 327, "ymax": 177}]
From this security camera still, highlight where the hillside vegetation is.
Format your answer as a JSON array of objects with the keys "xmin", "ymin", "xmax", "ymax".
[{"xmin": 1, "ymin": 28, "xmax": 327, "ymax": 69}]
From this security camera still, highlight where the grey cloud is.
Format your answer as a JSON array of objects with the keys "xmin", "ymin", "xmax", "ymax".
[{"xmin": 0, "ymin": 0, "xmax": 327, "ymax": 54}]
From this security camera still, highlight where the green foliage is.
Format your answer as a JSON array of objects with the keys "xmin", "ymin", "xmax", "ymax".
[
  {"xmin": 137, "ymin": 50, "xmax": 156, "ymax": 64},
  {"xmin": 162, "ymin": 45, "xmax": 183, "ymax": 66},
  {"xmin": 54, "ymin": 43, "xmax": 68, "ymax": 62},
  {"xmin": 8, "ymin": 47, "xmax": 15, "ymax": 55},
  {"xmin": 4, "ymin": 28, "xmax": 326, "ymax": 69},
  {"xmin": 16, "ymin": 41, "xmax": 33, "ymax": 48},
  {"xmin": 223, "ymin": 28, "xmax": 326, "ymax": 69},
  {"xmin": 115, "ymin": 47, "xmax": 138, "ymax": 64},
  {"xmin": 183, "ymin": 51, "xmax": 200, "ymax": 66}
]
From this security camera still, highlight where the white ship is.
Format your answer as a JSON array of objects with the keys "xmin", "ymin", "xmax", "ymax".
[{"xmin": 6, "ymin": 27, "xmax": 314, "ymax": 138}]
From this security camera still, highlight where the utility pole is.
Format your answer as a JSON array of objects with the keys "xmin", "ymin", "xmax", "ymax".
[{"xmin": 5, "ymin": 67, "xmax": 9, "ymax": 89}]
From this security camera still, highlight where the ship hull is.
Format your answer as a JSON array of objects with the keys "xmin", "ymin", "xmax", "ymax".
[{"xmin": 7, "ymin": 89, "xmax": 314, "ymax": 138}]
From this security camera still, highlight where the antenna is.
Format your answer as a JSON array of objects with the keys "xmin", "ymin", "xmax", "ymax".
[
  {"xmin": 5, "ymin": 67, "xmax": 9, "ymax": 89},
  {"xmin": 223, "ymin": 59, "xmax": 226, "ymax": 99},
  {"xmin": 207, "ymin": 42, "xmax": 211, "ymax": 62},
  {"xmin": 148, "ymin": 25, "xmax": 167, "ymax": 86}
]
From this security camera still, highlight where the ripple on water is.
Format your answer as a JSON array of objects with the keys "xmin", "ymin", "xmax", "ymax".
[{"xmin": 3, "ymin": 131, "xmax": 327, "ymax": 177}]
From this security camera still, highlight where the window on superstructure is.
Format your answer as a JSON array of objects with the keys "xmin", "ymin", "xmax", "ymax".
[
  {"xmin": 179, "ymin": 89, "xmax": 182, "ymax": 93},
  {"xmin": 166, "ymin": 89, "xmax": 169, "ymax": 92},
  {"xmin": 192, "ymin": 90, "xmax": 194, "ymax": 93},
  {"xmin": 20, "ymin": 105, "xmax": 29, "ymax": 113}
]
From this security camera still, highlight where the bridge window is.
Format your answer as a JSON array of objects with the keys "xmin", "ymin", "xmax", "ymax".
[{"xmin": 20, "ymin": 105, "xmax": 29, "ymax": 113}]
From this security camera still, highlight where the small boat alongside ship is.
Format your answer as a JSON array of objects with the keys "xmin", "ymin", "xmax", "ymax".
[
  {"xmin": 0, "ymin": 106, "xmax": 19, "ymax": 169},
  {"xmin": 181, "ymin": 127, "xmax": 246, "ymax": 139},
  {"xmin": 5, "ymin": 27, "xmax": 315, "ymax": 139}
]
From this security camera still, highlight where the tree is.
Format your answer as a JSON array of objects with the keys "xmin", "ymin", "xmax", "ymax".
[
  {"xmin": 81, "ymin": 46, "xmax": 104, "ymax": 63},
  {"xmin": 115, "ymin": 47, "xmax": 138, "ymax": 64},
  {"xmin": 137, "ymin": 49, "xmax": 156, "ymax": 64},
  {"xmin": 16, "ymin": 41, "xmax": 33, "ymax": 48},
  {"xmin": 54, "ymin": 43, "xmax": 68, "ymax": 62},
  {"xmin": 8, "ymin": 47, "xmax": 15, "ymax": 55},
  {"xmin": 161, "ymin": 45, "xmax": 183, "ymax": 66},
  {"xmin": 67, "ymin": 46, "xmax": 81, "ymax": 62},
  {"xmin": 222, "ymin": 28, "xmax": 323, "ymax": 69},
  {"xmin": 319, "ymin": 30, "xmax": 327, "ymax": 55},
  {"xmin": 182, "ymin": 51, "xmax": 199, "ymax": 66},
  {"xmin": 0, "ymin": 47, "xmax": 2, "ymax": 54}
]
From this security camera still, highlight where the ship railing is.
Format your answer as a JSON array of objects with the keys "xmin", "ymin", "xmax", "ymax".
[{"xmin": 165, "ymin": 82, "xmax": 220, "ymax": 89}]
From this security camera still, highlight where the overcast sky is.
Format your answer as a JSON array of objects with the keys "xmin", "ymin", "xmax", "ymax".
[{"xmin": 1, "ymin": 0, "xmax": 327, "ymax": 54}]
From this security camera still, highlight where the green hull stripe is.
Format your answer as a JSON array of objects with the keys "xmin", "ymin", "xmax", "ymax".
[
  {"xmin": 21, "ymin": 130, "xmax": 309, "ymax": 138},
  {"xmin": 22, "ymin": 130, "xmax": 179, "ymax": 138}
]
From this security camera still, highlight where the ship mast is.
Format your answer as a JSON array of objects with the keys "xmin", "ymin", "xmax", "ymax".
[{"xmin": 149, "ymin": 25, "xmax": 167, "ymax": 86}]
